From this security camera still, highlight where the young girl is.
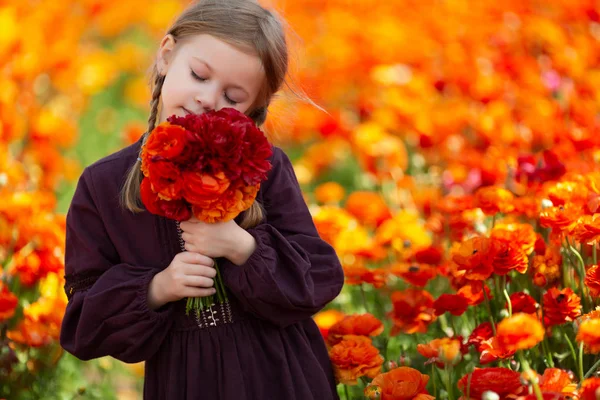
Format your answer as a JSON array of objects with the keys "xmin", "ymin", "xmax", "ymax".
[{"xmin": 59, "ymin": 0, "xmax": 344, "ymax": 398}]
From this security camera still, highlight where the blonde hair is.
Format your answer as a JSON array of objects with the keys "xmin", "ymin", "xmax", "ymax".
[{"xmin": 121, "ymin": 0, "xmax": 288, "ymax": 229}]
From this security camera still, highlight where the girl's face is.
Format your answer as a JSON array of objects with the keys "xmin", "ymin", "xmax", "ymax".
[{"xmin": 157, "ymin": 34, "xmax": 265, "ymax": 122}]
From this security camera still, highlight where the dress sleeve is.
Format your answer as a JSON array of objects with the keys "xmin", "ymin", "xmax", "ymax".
[
  {"xmin": 220, "ymin": 148, "xmax": 344, "ymax": 328},
  {"xmin": 59, "ymin": 167, "xmax": 175, "ymax": 363}
]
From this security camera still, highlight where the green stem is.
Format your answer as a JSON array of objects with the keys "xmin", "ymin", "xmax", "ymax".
[
  {"xmin": 517, "ymin": 351, "xmax": 543, "ymax": 400},
  {"xmin": 542, "ymin": 336, "xmax": 555, "ymax": 368},
  {"xmin": 502, "ymin": 276, "xmax": 512, "ymax": 317},
  {"xmin": 360, "ymin": 284, "xmax": 370, "ymax": 313},
  {"xmin": 569, "ymin": 244, "xmax": 590, "ymax": 311},
  {"xmin": 584, "ymin": 357, "xmax": 600, "ymax": 380},
  {"xmin": 482, "ymin": 286, "xmax": 497, "ymax": 335},
  {"xmin": 564, "ymin": 332, "xmax": 582, "ymax": 381},
  {"xmin": 445, "ymin": 366, "xmax": 454, "ymax": 400},
  {"xmin": 579, "ymin": 342, "xmax": 585, "ymax": 384},
  {"xmin": 344, "ymin": 384, "xmax": 350, "ymax": 400},
  {"xmin": 431, "ymin": 364, "xmax": 437, "ymax": 398}
]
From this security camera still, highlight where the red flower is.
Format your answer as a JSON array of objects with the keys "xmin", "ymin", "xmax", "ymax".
[
  {"xmin": 0, "ymin": 285, "xmax": 18, "ymax": 321},
  {"xmin": 508, "ymin": 292, "xmax": 538, "ymax": 314},
  {"xmin": 468, "ymin": 322, "xmax": 494, "ymax": 350},
  {"xmin": 328, "ymin": 314, "xmax": 384, "ymax": 346},
  {"xmin": 543, "ymin": 287, "xmax": 582, "ymax": 327},
  {"xmin": 457, "ymin": 368, "xmax": 526, "ymax": 399},
  {"xmin": 389, "ymin": 289, "xmax": 436, "ymax": 335},
  {"xmin": 140, "ymin": 109, "xmax": 272, "ymax": 222},
  {"xmin": 433, "ymin": 294, "xmax": 469, "ymax": 316}
]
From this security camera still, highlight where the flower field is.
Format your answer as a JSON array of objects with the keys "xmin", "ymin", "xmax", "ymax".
[{"xmin": 1, "ymin": 0, "xmax": 600, "ymax": 399}]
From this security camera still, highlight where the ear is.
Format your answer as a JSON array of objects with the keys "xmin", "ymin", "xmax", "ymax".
[{"xmin": 157, "ymin": 34, "xmax": 177, "ymax": 76}]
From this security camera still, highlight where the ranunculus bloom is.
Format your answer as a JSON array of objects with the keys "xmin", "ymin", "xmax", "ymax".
[
  {"xmin": 508, "ymin": 292, "xmax": 538, "ymax": 314},
  {"xmin": 457, "ymin": 282, "xmax": 492, "ymax": 306},
  {"xmin": 491, "ymin": 222, "xmax": 537, "ymax": 255},
  {"xmin": 328, "ymin": 335, "xmax": 384, "ymax": 385},
  {"xmin": 491, "ymin": 239, "xmax": 529, "ymax": 275},
  {"xmin": 543, "ymin": 287, "xmax": 582, "ymax": 327},
  {"xmin": 457, "ymin": 368, "xmax": 526, "ymax": 399},
  {"xmin": 579, "ymin": 377, "xmax": 600, "ymax": 400},
  {"xmin": 538, "ymin": 368, "xmax": 573, "ymax": 392},
  {"xmin": 389, "ymin": 289, "xmax": 436, "ymax": 335},
  {"xmin": 345, "ymin": 191, "xmax": 392, "ymax": 227},
  {"xmin": 433, "ymin": 293, "xmax": 469, "ymax": 316},
  {"xmin": 140, "ymin": 178, "xmax": 191, "ymax": 221},
  {"xmin": 343, "ymin": 264, "xmax": 389, "ymax": 288},
  {"xmin": 576, "ymin": 318, "xmax": 600, "ymax": 354},
  {"xmin": 365, "ymin": 367, "xmax": 434, "ymax": 400},
  {"xmin": 584, "ymin": 265, "xmax": 600, "ymax": 298},
  {"xmin": 452, "ymin": 236, "xmax": 494, "ymax": 280},
  {"xmin": 532, "ymin": 249, "xmax": 562, "ymax": 287},
  {"xmin": 475, "ymin": 186, "xmax": 515, "ymax": 215},
  {"xmin": 0, "ymin": 285, "xmax": 18, "ymax": 321},
  {"xmin": 327, "ymin": 314, "xmax": 384, "ymax": 346},
  {"xmin": 573, "ymin": 214, "xmax": 600, "ymax": 245},
  {"xmin": 143, "ymin": 123, "xmax": 189, "ymax": 161},
  {"xmin": 479, "ymin": 336, "xmax": 516, "ymax": 364},
  {"xmin": 314, "ymin": 182, "xmax": 345, "ymax": 204},
  {"xmin": 417, "ymin": 337, "xmax": 462, "ymax": 365},
  {"xmin": 391, "ymin": 263, "xmax": 437, "ymax": 287},
  {"xmin": 496, "ymin": 313, "xmax": 544, "ymax": 352},
  {"xmin": 539, "ymin": 204, "xmax": 580, "ymax": 233},
  {"xmin": 468, "ymin": 322, "xmax": 494, "ymax": 350}
]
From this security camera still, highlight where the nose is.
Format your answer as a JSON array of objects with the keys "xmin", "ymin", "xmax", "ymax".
[{"xmin": 195, "ymin": 87, "xmax": 217, "ymax": 112}]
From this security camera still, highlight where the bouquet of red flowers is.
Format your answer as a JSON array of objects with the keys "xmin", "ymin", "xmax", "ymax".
[{"xmin": 139, "ymin": 108, "xmax": 272, "ymax": 315}]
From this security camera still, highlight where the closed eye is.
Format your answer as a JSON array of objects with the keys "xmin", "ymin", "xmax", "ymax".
[{"xmin": 191, "ymin": 69, "xmax": 238, "ymax": 106}]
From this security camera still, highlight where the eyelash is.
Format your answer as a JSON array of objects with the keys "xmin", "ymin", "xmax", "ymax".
[{"xmin": 190, "ymin": 70, "xmax": 238, "ymax": 105}]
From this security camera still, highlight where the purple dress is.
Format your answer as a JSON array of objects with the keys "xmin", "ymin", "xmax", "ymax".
[{"xmin": 59, "ymin": 137, "xmax": 344, "ymax": 399}]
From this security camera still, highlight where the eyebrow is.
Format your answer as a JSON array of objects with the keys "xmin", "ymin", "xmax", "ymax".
[{"xmin": 192, "ymin": 56, "xmax": 250, "ymax": 96}]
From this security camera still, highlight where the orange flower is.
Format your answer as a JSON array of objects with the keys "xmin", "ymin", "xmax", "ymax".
[
  {"xmin": 314, "ymin": 182, "xmax": 345, "ymax": 204},
  {"xmin": 328, "ymin": 314, "xmax": 384, "ymax": 346},
  {"xmin": 508, "ymin": 292, "xmax": 538, "ymax": 314},
  {"xmin": 328, "ymin": 335, "xmax": 384, "ymax": 385},
  {"xmin": 7, "ymin": 318, "xmax": 54, "ymax": 347},
  {"xmin": 479, "ymin": 336, "xmax": 516, "ymax": 364},
  {"xmin": 491, "ymin": 222, "xmax": 537, "ymax": 256},
  {"xmin": 579, "ymin": 377, "xmax": 600, "ymax": 400},
  {"xmin": 539, "ymin": 204, "xmax": 580, "ymax": 233},
  {"xmin": 458, "ymin": 368, "xmax": 526, "ymax": 399},
  {"xmin": 452, "ymin": 236, "xmax": 494, "ymax": 280},
  {"xmin": 345, "ymin": 191, "xmax": 392, "ymax": 227},
  {"xmin": 417, "ymin": 337, "xmax": 462, "ymax": 365},
  {"xmin": 543, "ymin": 287, "xmax": 582, "ymax": 327},
  {"xmin": 365, "ymin": 367, "xmax": 434, "ymax": 400},
  {"xmin": 538, "ymin": 368, "xmax": 573, "ymax": 392},
  {"xmin": 576, "ymin": 318, "xmax": 600, "ymax": 354},
  {"xmin": 584, "ymin": 265, "xmax": 600, "ymax": 298},
  {"xmin": 572, "ymin": 214, "xmax": 600, "ymax": 245},
  {"xmin": 313, "ymin": 309, "xmax": 345, "ymax": 340},
  {"xmin": 475, "ymin": 186, "xmax": 515, "ymax": 215},
  {"xmin": 391, "ymin": 263, "xmax": 437, "ymax": 287},
  {"xmin": 532, "ymin": 249, "xmax": 562, "ymax": 287},
  {"xmin": 433, "ymin": 294, "xmax": 469, "ymax": 316},
  {"xmin": 0, "ymin": 285, "xmax": 18, "ymax": 321},
  {"xmin": 389, "ymin": 289, "xmax": 436, "ymax": 335},
  {"xmin": 491, "ymin": 239, "xmax": 529, "ymax": 276},
  {"xmin": 496, "ymin": 313, "xmax": 544, "ymax": 352},
  {"xmin": 457, "ymin": 282, "xmax": 492, "ymax": 306},
  {"xmin": 343, "ymin": 264, "xmax": 388, "ymax": 288}
]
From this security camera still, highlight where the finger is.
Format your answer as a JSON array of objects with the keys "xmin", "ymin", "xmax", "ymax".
[
  {"xmin": 184, "ymin": 242, "xmax": 200, "ymax": 253},
  {"xmin": 178, "ymin": 251, "xmax": 214, "ymax": 266},
  {"xmin": 184, "ymin": 276, "xmax": 214, "ymax": 288},
  {"xmin": 185, "ymin": 287, "xmax": 217, "ymax": 298},
  {"xmin": 184, "ymin": 264, "xmax": 217, "ymax": 278},
  {"xmin": 181, "ymin": 232, "xmax": 192, "ymax": 242}
]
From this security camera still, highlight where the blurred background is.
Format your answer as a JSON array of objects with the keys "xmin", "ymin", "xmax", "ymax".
[{"xmin": 1, "ymin": 0, "xmax": 599, "ymax": 398}]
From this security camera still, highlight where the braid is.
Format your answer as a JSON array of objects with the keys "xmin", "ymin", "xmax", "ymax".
[{"xmin": 147, "ymin": 74, "xmax": 166, "ymax": 135}]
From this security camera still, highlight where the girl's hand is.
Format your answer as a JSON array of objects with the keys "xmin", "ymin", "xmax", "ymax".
[
  {"xmin": 147, "ymin": 251, "xmax": 217, "ymax": 310},
  {"xmin": 179, "ymin": 216, "xmax": 257, "ymax": 265}
]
